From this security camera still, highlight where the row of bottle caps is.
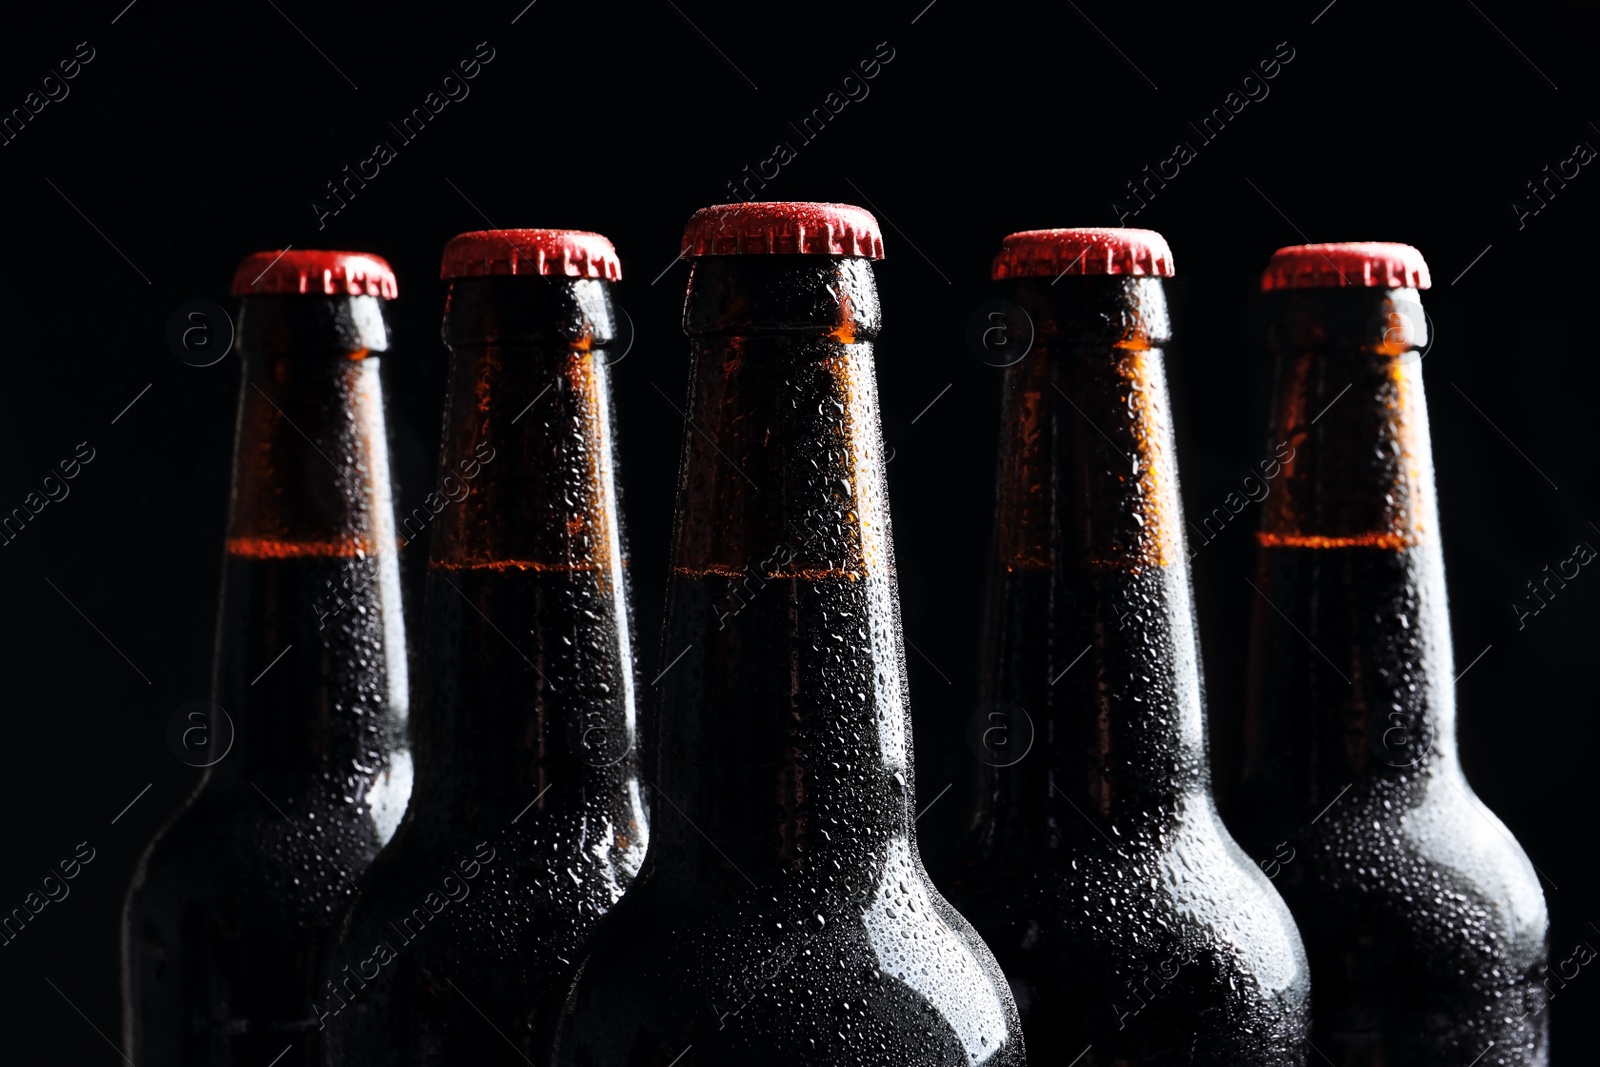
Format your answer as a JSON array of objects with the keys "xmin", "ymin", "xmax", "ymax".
[{"xmin": 225, "ymin": 201, "xmax": 1433, "ymax": 298}]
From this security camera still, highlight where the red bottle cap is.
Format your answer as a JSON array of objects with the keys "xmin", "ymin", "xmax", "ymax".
[
  {"xmin": 440, "ymin": 229, "xmax": 622, "ymax": 281},
  {"xmin": 231, "ymin": 250, "xmax": 398, "ymax": 299},
  {"xmin": 1259, "ymin": 242, "xmax": 1431, "ymax": 292},
  {"xmin": 991, "ymin": 228, "xmax": 1175, "ymax": 281},
  {"xmin": 681, "ymin": 202, "xmax": 884, "ymax": 259}
]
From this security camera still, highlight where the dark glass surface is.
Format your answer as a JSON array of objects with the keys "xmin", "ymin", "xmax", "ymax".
[
  {"xmin": 322, "ymin": 274, "xmax": 647, "ymax": 1065},
  {"xmin": 944, "ymin": 275, "xmax": 1310, "ymax": 1066},
  {"xmin": 122, "ymin": 295, "xmax": 411, "ymax": 1067},
  {"xmin": 552, "ymin": 255, "xmax": 1026, "ymax": 1067},
  {"xmin": 1228, "ymin": 287, "xmax": 1549, "ymax": 1066}
]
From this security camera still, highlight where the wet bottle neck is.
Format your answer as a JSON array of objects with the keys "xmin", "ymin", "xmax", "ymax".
[
  {"xmin": 208, "ymin": 294, "xmax": 409, "ymax": 792},
  {"xmin": 971, "ymin": 277, "xmax": 1208, "ymax": 850},
  {"xmin": 651, "ymin": 255, "xmax": 912, "ymax": 892},
  {"xmin": 1245, "ymin": 286, "xmax": 1458, "ymax": 802},
  {"xmin": 408, "ymin": 275, "xmax": 642, "ymax": 823}
]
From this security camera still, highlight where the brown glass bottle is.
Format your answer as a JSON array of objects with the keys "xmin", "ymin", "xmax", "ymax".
[
  {"xmin": 321, "ymin": 230, "xmax": 647, "ymax": 1065},
  {"xmin": 551, "ymin": 202, "xmax": 1025, "ymax": 1067},
  {"xmin": 122, "ymin": 251, "xmax": 412, "ymax": 1067},
  {"xmin": 944, "ymin": 229, "xmax": 1310, "ymax": 1066},
  {"xmin": 1228, "ymin": 243, "xmax": 1549, "ymax": 1066}
]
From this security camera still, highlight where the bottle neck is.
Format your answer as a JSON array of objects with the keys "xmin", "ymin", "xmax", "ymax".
[
  {"xmin": 409, "ymin": 276, "xmax": 642, "ymax": 822},
  {"xmin": 653, "ymin": 255, "xmax": 911, "ymax": 889},
  {"xmin": 971, "ymin": 277, "xmax": 1207, "ymax": 848},
  {"xmin": 209, "ymin": 296, "xmax": 409, "ymax": 796},
  {"xmin": 1245, "ymin": 287, "xmax": 1457, "ymax": 801}
]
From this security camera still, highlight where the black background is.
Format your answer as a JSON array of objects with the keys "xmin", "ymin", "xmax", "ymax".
[{"xmin": 1, "ymin": 0, "xmax": 1596, "ymax": 1061}]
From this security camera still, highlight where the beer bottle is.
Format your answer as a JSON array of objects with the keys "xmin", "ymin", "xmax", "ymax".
[
  {"xmin": 945, "ymin": 228, "xmax": 1311, "ymax": 1066},
  {"xmin": 123, "ymin": 251, "xmax": 412, "ymax": 1066},
  {"xmin": 551, "ymin": 202, "xmax": 1026, "ymax": 1067},
  {"xmin": 1230, "ymin": 242, "xmax": 1549, "ymax": 1065},
  {"xmin": 321, "ymin": 229, "xmax": 648, "ymax": 1065}
]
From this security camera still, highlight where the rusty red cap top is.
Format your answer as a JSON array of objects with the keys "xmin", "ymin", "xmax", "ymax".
[
  {"xmin": 991, "ymin": 228, "xmax": 1175, "ymax": 281},
  {"xmin": 231, "ymin": 250, "xmax": 398, "ymax": 299},
  {"xmin": 1260, "ymin": 242, "xmax": 1431, "ymax": 292},
  {"xmin": 681, "ymin": 202, "xmax": 883, "ymax": 259},
  {"xmin": 440, "ymin": 229, "xmax": 622, "ymax": 281}
]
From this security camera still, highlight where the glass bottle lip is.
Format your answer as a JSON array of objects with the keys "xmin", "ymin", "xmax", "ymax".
[
  {"xmin": 989, "ymin": 270, "xmax": 1173, "ymax": 351},
  {"xmin": 1259, "ymin": 283, "xmax": 1431, "ymax": 358},
  {"xmin": 440, "ymin": 272, "xmax": 620, "ymax": 348},
  {"xmin": 235, "ymin": 292, "xmax": 392, "ymax": 357},
  {"xmin": 680, "ymin": 254, "xmax": 882, "ymax": 340}
]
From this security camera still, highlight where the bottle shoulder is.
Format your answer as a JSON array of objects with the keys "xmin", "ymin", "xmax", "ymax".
[
  {"xmin": 125, "ymin": 781, "xmax": 385, "ymax": 924},
  {"xmin": 337, "ymin": 806, "xmax": 647, "ymax": 961},
  {"xmin": 955, "ymin": 799, "xmax": 1308, "ymax": 994},
  {"xmin": 1284, "ymin": 771, "xmax": 1549, "ymax": 955},
  {"xmin": 556, "ymin": 837, "xmax": 1024, "ymax": 1067},
  {"xmin": 964, "ymin": 792, "xmax": 1266, "ymax": 884}
]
